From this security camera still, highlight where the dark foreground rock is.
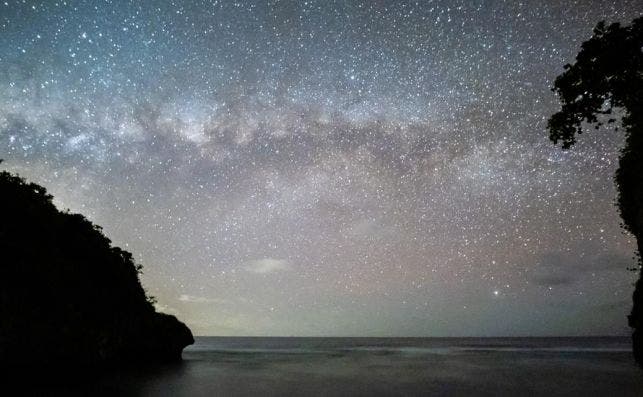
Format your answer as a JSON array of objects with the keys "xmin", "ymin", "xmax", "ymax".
[
  {"xmin": 0, "ymin": 166, "xmax": 193, "ymax": 369},
  {"xmin": 630, "ymin": 261, "xmax": 643, "ymax": 366}
]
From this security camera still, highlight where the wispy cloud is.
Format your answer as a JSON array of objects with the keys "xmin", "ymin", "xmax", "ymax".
[
  {"xmin": 528, "ymin": 250, "xmax": 633, "ymax": 287},
  {"xmin": 154, "ymin": 303, "xmax": 178, "ymax": 315},
  {"xmin": 245, "ymin": 258, "xmax": 289, "ymax": 274},
  {"xmin": 178, "ymin": 294, "xmax": 217, "ymax": 303}
]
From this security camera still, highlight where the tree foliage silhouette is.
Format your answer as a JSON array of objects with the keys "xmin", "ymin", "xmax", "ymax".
[
  {"xmin": 0, "ymin": 164, "xmax": 193, "ymax": 368},
  {"xmin": 547, "ymin": 17, "xmax": 643, "ymax": 364}
]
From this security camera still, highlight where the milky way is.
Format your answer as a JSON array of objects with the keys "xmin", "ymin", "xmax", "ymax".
[{"xmin": 1, "ymin": 1, "xmax": 642, "ymax": 336}]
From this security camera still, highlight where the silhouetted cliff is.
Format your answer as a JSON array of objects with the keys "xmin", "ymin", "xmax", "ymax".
[
  {"xmin": 547, "ymin": 17, "xmax": 643, "ymax": 365},
  {"xmin": 0, "ymin": 165, "xmax": 193, "ymax": 369}
]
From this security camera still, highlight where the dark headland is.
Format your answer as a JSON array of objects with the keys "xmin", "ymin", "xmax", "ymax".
[{"xmin": 0, "ymin": 164, "xmax": 194, "ymax": 372}]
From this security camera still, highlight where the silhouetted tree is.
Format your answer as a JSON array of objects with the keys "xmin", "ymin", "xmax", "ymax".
[
  {"xmin": 547, "ymin": 17, "xmax": 643, "ymax": 364},
  {"xmin": 0, "ymin": 162, "xmax": 193, "ymax": 369}
]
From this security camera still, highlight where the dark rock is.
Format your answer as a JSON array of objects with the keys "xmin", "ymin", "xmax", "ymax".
[{"xmin": 0, "ymin": 167, "xmax": 194, "ymax": 369}]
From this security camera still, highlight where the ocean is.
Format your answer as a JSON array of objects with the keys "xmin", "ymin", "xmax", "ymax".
[{"xmin": 25, "ymin": 337, "xmax": 643, "ymax": 396}]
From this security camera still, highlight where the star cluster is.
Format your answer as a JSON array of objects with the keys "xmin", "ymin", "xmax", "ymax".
[{"xmin": 1, "ymin": 0, "xmax": 641, "ymax": 336}]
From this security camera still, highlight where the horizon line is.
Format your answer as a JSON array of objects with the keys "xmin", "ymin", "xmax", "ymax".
[{"xmin": 190, "ymin": 334, "xmax": 631, "ymax": 338}]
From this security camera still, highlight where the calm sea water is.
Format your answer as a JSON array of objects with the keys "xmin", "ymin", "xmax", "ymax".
[{"xmin": 26, "ymin": 337, "xmax": 643, "ymax": 396}]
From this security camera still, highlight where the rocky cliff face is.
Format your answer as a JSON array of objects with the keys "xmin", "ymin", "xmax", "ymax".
[{"xmin": 0, "ymin": 168, "xmax": 194, "ymax": 368}]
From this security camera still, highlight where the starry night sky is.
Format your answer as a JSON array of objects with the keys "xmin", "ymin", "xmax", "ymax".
[{"xmin": 1, "ymin": 1, "xmax": 642, "ymax": 336}]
